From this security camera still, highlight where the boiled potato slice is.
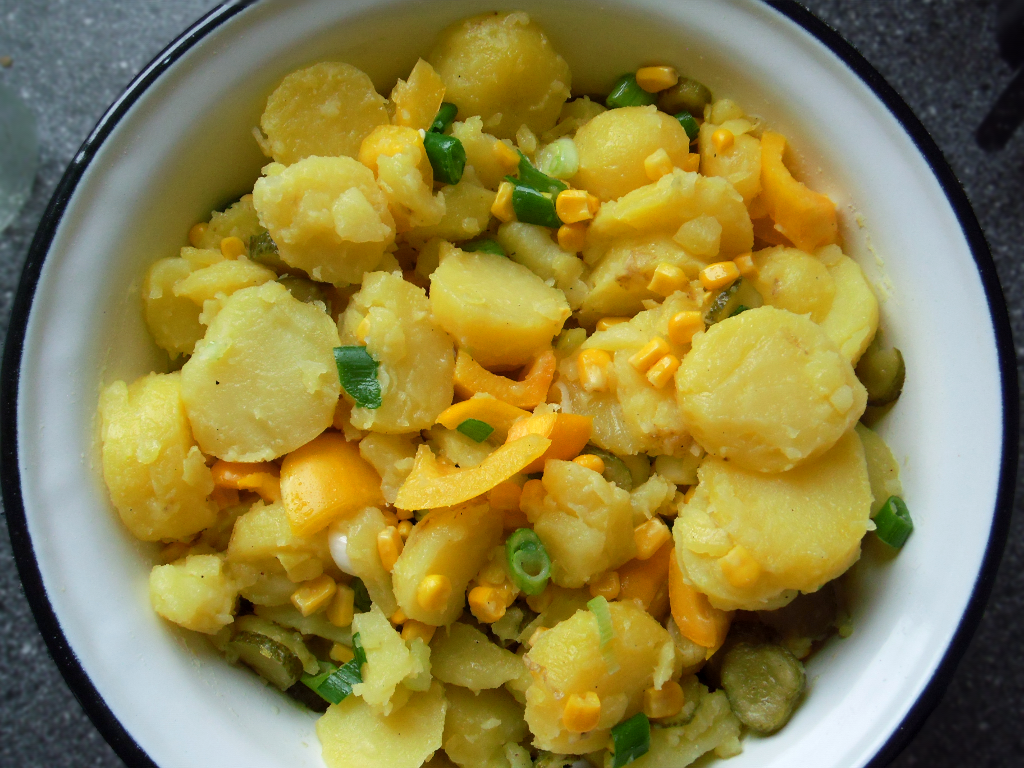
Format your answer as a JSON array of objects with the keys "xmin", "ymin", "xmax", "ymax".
[
  {"xmin": 524, "ymin": 600, "xmax": 676, "ymax": 753},
  {"xmin": 428, "ymin": 12, "xmax": 571, "ymax": 140},
  {"xmin": 192, "ymin": 196, "xmax": 264, "ymax": 252},
  {"xmin": 328, "ymin": 506, "xmax": 398, "ymax": 616},
  {"xmin": 431, "ymin": 623, "xmax": 528, "ymax": 692},
  {"xmin": 181, "ymin": 281, "xmax": 340, "ymax": 462},
  {"xmin": 143, "ymin": 258, "xmax": 206, "ymax": 360},
  {"xmin": 149, "ymin": 553, "xmax": 238, "ymax": 635},
  {"xmin": 317, "ymin": 680, "xmax": 447, "ymax": 768},
  {"xmin": 675, "ymin": 430, "xmax": 872, "ymax": 611},
  {"xmin": 225, "ymin": 500, "xmax": 331, "ymax": 583},
  {"xmin": 338, "ymin": 271, "xmax": 455, "ymax": 432},
  {"xmin": 752, "ymin": 246, "xmax": 835, "ymax": 322},
  {"xmin": 855, "ymin": 423, "xmax": 903, "ymax": 516},
  {"xmin": 630, "ymin": 686, "xmax": 742, "ymax": 767},
  {"xmin": 496, "ymin": 222, "xmax": 587, "ymax": 310},
  {"xmin": 352, "ymin": 605, "xmax": 421, "ymax": 715},
  {"xmin": 574, "ymin": 106, "xmax": 692, "ymax": 202},
  {"xmin": 451, "ymin": 117, "xmax": 511, "ymax": 191},
  {"xmin": 376, "ymin": 148, "xmax": 446, "ymax": 232},
  {"xmin": 359, "ymin": 432, "xmax": 421, "ymax": 505},
  {"xmin": 817, "ymin": 245, "xmax": 879, "ymax": 364},
  {"xmin": 430, "ymin": 249, "xmax": 570, "ymax": 370},
  {"xmin": 392, "ymin": 502, "xmax": 502, "ymax": 625},
  {"xmin": 406, "ymin": 173, "xmax": 497, "ymax": 243},
  {"xmin": 99, "ymin": 372, "xmax": 216, "ymax": 542},
  {"xmin": 551, "ymin": 377, "xmax": 647, "ymax": 457},
  {"xmin": 676, "ymin": 306, "xmax": 866, "ymax": 473},
  {"xmin": 260, "ymin": 61, "xmax": 388, "ymax": 164},
  {"xmin": 390, "ymin": 58, "xmax": 446, "ymax": 132},
  {"xmin": 174, "ymin": 258, "xmax": 279, "ymax": 326},
  {"xmin": 443, "ymin": 685, "xmax": 528, "ymax": 768},
  {"xmin": 698, "ymin": 120, "xmax": 762, "ymax": 203}
]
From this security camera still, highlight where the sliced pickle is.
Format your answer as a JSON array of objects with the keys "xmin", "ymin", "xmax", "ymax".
[
  {"xmin": 278, "ymin": 274, "xmax": 329, "ymax": 308},
  {"xmin": 720, "ymin": 641, "xmax": 805, "ymax": 733},
  {"xmin": 704, "ymin": 278, "xmax": 763, "ymax": 325},
  {"xmin": 657, "ymin": 77, "xmax": 713, "ymax": 118},
  {"xmin": 581, "ymin": 445, "xmax": 634, "ymax": 490},
  {"xmin": 248, "ymin": 230, "xmax": 288, "ymax": 272},
  {"xmin": 855, "ymin": 343, "xmax": 905, "ymax": 406},
  {"xmin": 229, "ymin": 630, "xmax": 304, "ymax": 691}
]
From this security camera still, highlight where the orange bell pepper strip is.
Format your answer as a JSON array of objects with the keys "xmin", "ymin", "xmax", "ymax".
[
  {"xmin": 668, "ymin": 546, "xmax": 733, "ymax": 650},
  {"xmin": 505, "ymin": 411, "xmax": 593, "ymax": 473},
  {"xmin": 453, "ymin": 349, "xmax": 557, "ymax": 410},
  {"xmin": 760, "ymin": 131, "xmax": 838, "ymax": 253},
  {"xmin": 211, "ymin": 460, "xmax": 281, "ymax": 504},
  {"xmin": 618, "ymin": 542, "xmax": 673, "ymax": 610}
]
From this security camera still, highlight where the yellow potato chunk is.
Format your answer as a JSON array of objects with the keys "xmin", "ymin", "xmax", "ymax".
[
  {"xmin": 431, "ymin": 623, "xmax": 529, "ymax": 692},
  {"xmin": 359, "ymin": 432, "xmax": 421, "ymax": 505},
  {"xmin": 855, "ymin": 423, "xmax": 903, "ymax": 516},
  {"xmin": 524, "ymin": 600, "xmax": 676, "ymax": 753},
  {"xmin": 99, "ymin": 372, "xmax": 216, "ymax": 542},
  {"xmin": 260, "ymin": 61, "xmax": 388, "ymax": 164},
  {"xmin": 676, "ymin": 306, "xmax": 866, "ymax": 473},
  {"xmin": 630, "ymin": 685, "xmax": 742, "ymax": 768},
  {"xmin": 317, "ymin": 680, "xmax": 447, "ymax": 768},
  {"xmin": 552, "ymin": 378, "xmax": 647, "ymax": 457},
  {"xmin": 143, "ymin": 258, "xmax": 206, "ymax": 359},
  {"xmin": 253, "ymin": 156, "xmax": 395, "ymax": 287},
  {"xmin": 428, "ymin": 12, "xmax": 571, "ymax": 140},
  {"xmin": 443, "ymin": 685, "xmax": 528, "ymax": 768},
  {"xmin": 192, "ymin": 196, "xmax": 264, "ymax": 251},
  {"xmin": 181, "ymin": 282, "xmax": 341, "ymax": 462},
  {"xmin": 522, "ymin": 460, "xmax": 636, "ymax": 587},
  {"xmin": 698, "ymin": 120, "xmax": 762, "ymax": 203},
  {"xmin": 430, "ymin": 249, "xmax": 570, "ymax": 370},
  {"xmin": 328, "ymin": 506, "xmax": 398, "ymax": 616},
  {"xmin": 338, "ymin": 271, "xmax": 455, "ymax": 432},
  {"xmin": 149, "ymin": 553, "xmax": 238, "ymax": 634},
  {"xmin": 752, "ymin": 246, "xmax": 836, "ymax": 323},
  {"xmin": 392, "ymin": 502, "xmax": 502, "ymax": 625},
  {"xmin": 675, "ymin": 429, "xmax": 872, "ymax": 611},
  {"xmin": 496, "ymin": 222, "xmax": 587, "ymax": 310},
  {"xmin": 174, "ymin": 258, "xmax": 279, "ymax": 326},
  {"xmin": 391, "ymin": 58, "xmax": 447, "ymax": 131},
  {"xmin": 353, "ymin": 605, "xmax": 421, "ymax": 715},
  {"xmin": 574, "ymin": 106, "xmax": 692, "ymax": 202},
  {"xmin": 377, "ymin": 148, "xmax": 446, "ymax": 232},
  {"xmin": 450, "ymin": 117, "xmax": 509, "ymax": 190},
  {"xmin": 406, "ymin": 174, "xmax": 497, "ymax": 243},
  {"xmin": 817, "ymin": 245, "xmax": 880, "ymax": 364},
  {"xmin": 225, "ymin": 501, "xmax": 330, "ymax": 582}
]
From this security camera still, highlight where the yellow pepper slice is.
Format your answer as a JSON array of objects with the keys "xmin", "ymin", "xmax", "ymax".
[
  {"xmin": 435, "ymin": 396, "xmax": 532, "ymax": 442},
  {"xmin": 505, "ymin": 411, "xmax": 593, "ymax": 473},
  {"xmin": 760, "ymin": 131, "xmax": 838, "ymax": 253},
  {"xmin": 453, "ymin": 349, "xmax": 556, "ymax": 410},
  {"xmin": 618, "ymin": 542, "xmax": 673, "ymax": 610},
  {"xmin": 211, "ymin": 460, "xmax": 281, "ymax": 504},
  {"xmin": 667, "ymin": 546, "xmax": 732, "ymax": 652}
]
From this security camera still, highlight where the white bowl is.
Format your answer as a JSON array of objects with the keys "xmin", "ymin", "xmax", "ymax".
[{"xmin": 2, "ymin": 1, "xmax": 1016, "ymax": 767}]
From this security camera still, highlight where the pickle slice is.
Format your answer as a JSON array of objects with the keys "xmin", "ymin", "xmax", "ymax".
[
  {"xmin": 720, "ymin": 641, "xmax": 805, "ymax": 733},
  {"xmin": 855, "ymin": 344, "xmax": 905, "ymax": 407},
  {"xmin": 229, "ymin": 630, "xmax": 304, "ymax": 691},
  {"xmin": 704, "ymin": 278, "xmax": 764, "ymax": 325}
]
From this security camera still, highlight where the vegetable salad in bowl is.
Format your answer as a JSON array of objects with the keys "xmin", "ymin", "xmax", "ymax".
[{"xmin": 97, "ymin": 10, "xmax": 910, "ymax": 768}]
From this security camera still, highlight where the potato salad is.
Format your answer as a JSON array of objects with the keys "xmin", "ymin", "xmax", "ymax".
[{"xmin": 98, "ymin": 11, "xmax": 911, "ymax": 768}]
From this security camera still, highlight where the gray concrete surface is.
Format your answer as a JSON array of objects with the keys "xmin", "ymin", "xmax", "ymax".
[{"xmin": 1, "ymin": 1, "xmax": 1022, "ymax": 766}]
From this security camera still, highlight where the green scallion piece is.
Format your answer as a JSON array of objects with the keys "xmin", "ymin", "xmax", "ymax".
[
  {"xmin": 675, "ymin": 111, "xmax": 700, "ymax": 142},
  {"xmin": 535, "ymin": 137, "xmax": 580, "ymax": 180},
  {"xmin": 587, "ymin": 595, "xmax": 619, "ymax": 674},
  {"xmin": 505, "ymin": 528, "xmax": 551, "ymax": 595},
  {"xmin": 423, "ymin": 131, "xmax": 466, "ymax": 185},
  {"xmin": 460, "ymin": 238, "xmax": 506, "ymax": 256},
  {"xmin": 610, "ymin": 713, "xmax": 651, "ymax": 768},
  {"xmin": 430, "ymin": 102, "xmax": 459, "ymax": 133},
  {"xmin": 874, "ymin": 496, "xmax": 913, "ymax": 549},
  {"xmin": 334, "ymin": 346, "xmax": 382, "ymax": 409},
  {"xmin": 457, "ymin": 418, "xmax": 494, "ymax": 442},
  {"xmin": 301, "ymin": 633, "xmax": 366, "ymax": 705},
  {"xmin": 730, "ymin": 304, "xmax": 751, "ymax": 318},
  {"xmin": 509, "ymin": 182, "xmax": 562, "ymax": 228},
  {"xmin": 606, "ymin": 73, "xmax": 658, "ymax": 109},
  {"xmin": 350, "ymin": 577, "xmax": 372, "ymax": 612},
  {"xmin": 515, "ymin": 155, "xmax": 568, "ymax": 196}
]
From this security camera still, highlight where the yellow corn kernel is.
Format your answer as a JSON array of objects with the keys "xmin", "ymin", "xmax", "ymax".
[
  {"xmin": 712, "ymin": 128, "xmax": 735, "ymax": 153},
  {"xmin": 644, "ymin": 680, "xmax": 685, "ymax": 719},
  {"xmin": 381, "ymin": 508, "xmax": 399, "ymax": 527},
  {"xmin": 355, "ymin": 315, "xmax": 371, "ymax": 344},
  {"xmin": 390, "ymin": 607, "xmax": 408, "ymax": 625},
  {"xmin": 719, "ymin": 544, "xmax": 762, "ymax": 588},
  {"xmin": 468, "ymin": 585, "xmax": 506, "ymax": 623},
  {"xmin": 647, "ymin": 262, "xmax": 689, "ymax": 297},
  {"xmin": 636, "ymin": 65, "xmax": 679, "ymax": 93},
  {"xmin": 188, "ymin": 222, "xmax": 208, "ymax": 248},
  {"xmin": 634, "ymin": 517, "xmax": 672, "ymax": 560},
  {"xmin": 556, "ymin": 189, "xmax": 594, "ymax": 224},
  {"xmin": 525, "ymin": 587, "xmax": 554, "ymax": 613},
  {"xmin": 326, "ymin": 584, "xmax": 355, "ymax": 627},
  {"xmin": 734, "ymin": 252, "xmax": 757, "ymax": 278},
  {"xmin": 681, "ymin": 153, "xmax": 701, "ymax": 172},
  {"xmin": 646, "ymin": 353, "xmax": 680, "ymax": 389},
  {"xmin": 491, "ymin": 181, "xmax": 516, "ymax": 222},
  {"xmin": 699, "ymin": 261, "xmax": 741, "ymax": 291},
  {"xmin": 557, "ymin": 222, "xmax": 588, "ymax": 253},
  {"xmin": 562, "ymin": 691, "xmax": 602, "ymax": 733},
  {"xmin": 330, "ymin": 642, "xmax": 355, "ymax": 664},
  {"xmin": 596, "ymin": 317, "xmax": 629, "ymax": 331},
  {"xmin": 668, "ymin": 311, "xmax": 705, "ymax": 346},
  {"xmin": 401, "ymin": 620, "xmax": 437, "ymax": 645},
  {"xmin": 527, "ymin": 626, "xmax": 548, "ymax": 647},
  {"xmin": 578, "ymin": 348, "xmax": 612, "ymax": 392},
  {"xmin": 377, "ymin": 527, "xmax": 404, "ymax": 572},
  {"xmin": 397, "ymin": 520, "xmax": 414, "ymax": 540},
  {"xmin": 493, "ymin": 139, "xmax": 521, "ymax": 171},
  {"xmin": 589, "ymin": 571, "xmax": 621, "ymax": 600},
  {"xmin": 644, "ymin": 148, "xmax": 674, "ymax": 182},
  {"xmin": 290, "ymin": 574, "xmax": 337, "ymax": 617},
  {"xmin": 586, "ymin": 193, "xmax": 601, "ymax": 215},
  {"xmin": 573, "ymin": 454, "xmax": 605, "ymax": 474},
  {"xmin": 220, "ymin": 236, "xmax": 246, "ymax": 259},
  {"xmin": 417, "ymin": 574, "xmax": 453, "ymax": 612},
  {"xmin": 629, "ymin": 337, "xmax": 670, "ymax": 373},
  {"xmin": 396, "ymin": 507, "xmax": 415, "ymax": 520}
]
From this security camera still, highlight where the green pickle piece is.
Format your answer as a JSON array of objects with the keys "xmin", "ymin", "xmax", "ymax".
[
  {"xmin": 704, "ymin": 278, "xmax": 764, "ymax": 325},
  {"xmin": 229, "ymin": 630, "xmax": 304, "ymax": 691},
  {"xmin": 855, "ymin": 343, "xmax": 906, "ymax": 407},
  {"xmin": 720, "ymin": 641, "xmax": 806, "ymax": 733},
  {"xmin": 657, "ymin": 77, "xmax": 713, "ymax": 117}
]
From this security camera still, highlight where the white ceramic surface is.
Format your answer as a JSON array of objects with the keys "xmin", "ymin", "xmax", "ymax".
[{"xmin": 8, "ymin": 0, "xmax": 1012, "ymax": 767}]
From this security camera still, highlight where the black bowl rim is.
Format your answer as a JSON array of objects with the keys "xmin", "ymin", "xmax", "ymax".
[{"xmin": 1, "ymin": 1, "xmax": 1017, "ymax": 767}]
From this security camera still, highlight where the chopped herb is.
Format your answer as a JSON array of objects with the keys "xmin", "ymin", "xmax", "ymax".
[
  {"xmin": 423, "ymin": 131, "xmax": 466, "ymax": 184},
  {"xmin": 457, "ymin": 418, "xmax": 494, "ymax": 442},
  {"xmin": 461, "ymin": 238, "xmax": 506, "ymax": 256},
  {"xmin": 874, "ymin": 496, "xmax": 913, "ymax": 549},
  {"xmin": 606, "ymin": 73, "xmax": 658, "ymax": 109},
  {"xmin": 301, "ymin": 633, "xmax": 366, "ymax": 705},
  {"xmin": 334, "ymin": 346, "xmax": 382, "ymax": 409},
  {"xmin": 505, "ymin": 528, "xmax": 551, "ymax": 595},
  {"xmin": 610, "ymin": 713, "xmax": 651, "ymax": 767},
  {"xmin": 430, "ymin": 102, "xmax": 459, "ymax": 133}
]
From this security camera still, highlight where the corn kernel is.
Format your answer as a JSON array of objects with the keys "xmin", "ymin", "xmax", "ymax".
[
  {"xmin": 668, "ymin": 311, "xmax": 705, "ymax": 346},
  {"xmin": 220, "ymin": 236, "xmax": 246, "ymax": 259},
  {"xmin": 586, "ymin": 193, "xmax": 601, "ymax": 215},
  {"xmin": 396, "ymin": 507, "xmax": 415, "ymax": 521},
  {"xmin": 720, "ymin": 544, "xmax": 762, "ymax": 588},
  {"xmin": 699, "ymin": 261, "xmax": 740, "ymax": 291},
  {"xmin": 401, "ymin": 620, "xmax": 437, "ymax": 644},
  {"xmin": 381, "ymin": 508, "xmax": 399, "ymax": 527},
  {"xmin": 589, "ymin": 571, "xmax": 621, "ymax": 600},
  {"xmin": 562, "ymin": 691, "xmax": 602, "ymax": 733},
  {"xmin": 646, "ymin": 354, "xmax": 680, "ymax": 389},
  {"xmin": 644, "ymin": 148, "xmax": 675, "ymax": 182},
  {"xmin": 397, "ymin": 520, "xmax": 414, "ymax": 540},
  {"xmin": 290, "ymin": 574, "xmax": 337, "ymax": 617},
  {"xmin": 330, "ymin": 642, "xmax": 355, "ymax": 664},
  {"xmin": 734, "ymin": 252, "xmax": 757, "ymax": 278},
  {"xmin": 355, "ymin": 315, "xmax": 371, "ymax": 344},
  {"xmin": 596, "ymin": 317, "xmax": 629, "ymax": 331},
  {"xmin": 188, "ymin": 222, "xmax": 208, "ymax": 248},
  {"xmin": 488, "ymin": 480, "xmax": 522, "ymax": 513},
  {"xmin": 578, "ymin": 348, "xmax": 612, "ymax": 392},
  {"xmin": 634, "ymin": 517, "xmax": 672, "ymax": 560},
  {"xmin": 629, "ymin": 337, "xmax": 670, "ymax": 373},
  {"xmin": 417, "ymin": 574, "xmax": 453, "ymax": 612},
  {"xmin": 681, "ymin": 153, "xmax": 701, "ymax": 172},
  {"xmin": 390, "ymin": 608, "xmax": 407, "ymax": 625},
  {"xmin": 573, "ymin": 454, "xmax": 605, "ymax": 474},
  {"xmin": 556, "ymin": 189, "xmax": 594, "ymax": 224},
  {"xmin": 491, "ymin": 181, "xmax": 516, "ymax": 222},
  {"xmin": 712, "ymin": 128, "xmax": 735, "ymax": 153},
  {"xmin": 526, "ymin": 587, "xmax": 554, "ymax": 613},
  {"xmin": 377, "ymin": 527, "xmax": 404, "ymax": 572},
  {"xmin": 644, "ymin": 681, "xmax": 685, "ymax": 719},
  {"xmin": 557, "ymin": 222, "xmax": 588, "ymax": 253},
  {"xmin": 493, "ymin": 139, "xmax": 521, "ymax": 171},
  {"xmin": 468, "ymin": 585, "xmax": 506, "ymax": 623},
  {"xmin": 326, "ymin": 584, "xmax": 355, "ymax": 627},
  {"xmin": 647, "ymin": 262, "xmax": 689, "ymax": 297},
  {"xmin": 636, "ymin": 65, "xmax": 679, "ymax": 93}
]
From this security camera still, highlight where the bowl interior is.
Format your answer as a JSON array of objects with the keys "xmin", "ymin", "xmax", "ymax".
[{"xmin": 13, "ymin": 0, "xmax": 1009, "ymax": 766}]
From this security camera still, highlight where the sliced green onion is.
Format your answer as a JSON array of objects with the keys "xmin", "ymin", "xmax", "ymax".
[
  {"xmin": 729, "ymin": 304, "xmax": 751, "ymax": 318},
  {"xmin": 535, "ymin": 137, "xmax": 580, "ymax": 180},
  {"xmin": 610, "ymin": 713, "xmax": 651, "ymax": 768},
  {"xmin": 334, "ymin": 346, "xmax": 382, "ymax": 409},
  {"xmin": 423, "ymin": 131, "xmax": 466, "ymax": 185},
  {"xmin": 430, "ymin": 102, "xmax": 459, "ymax": 133},
  {"xmin": 350, "ymin": 577, "xmax": 372, "ymax": 613},
  {"xmin": 874, "ymin": 496, "xmax": 913, "ymax": 549},
  {"xmin": 606, "ymin": 74, "xmax": 658, "ymax": 109},
  {"xmin": 506, "ymin": 528, "xmax": 551, "ymax": 595},
  {"xmin": 509, "ymin": 182, "xmax": 562, "ymax": 228},
  {"xmin": 515, "ymin": 155, "xmax": 568, "ymax": 196},
  {"xmin": 675, "ymin": 111, "xmax": 700, "ymax": 142},
  {"xmin": 460, "ymin": 238, "xmax": 506, "ymax": 256},
  {"xmin": 301, "ymin": 633, "xmax": 366, "ymax": 705},
  {"xmin": 457, "ymin": 418, "xmax": 494, "ymax": 442},
  {"xmin": 587, "ymin": 595, "xmax": 619, "ymax": 674}
]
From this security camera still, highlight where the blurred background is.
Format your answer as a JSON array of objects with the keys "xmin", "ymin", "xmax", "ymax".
[{"xmin": 1, "ymin": 0, "xmax": 1022, "ymax": 766}]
